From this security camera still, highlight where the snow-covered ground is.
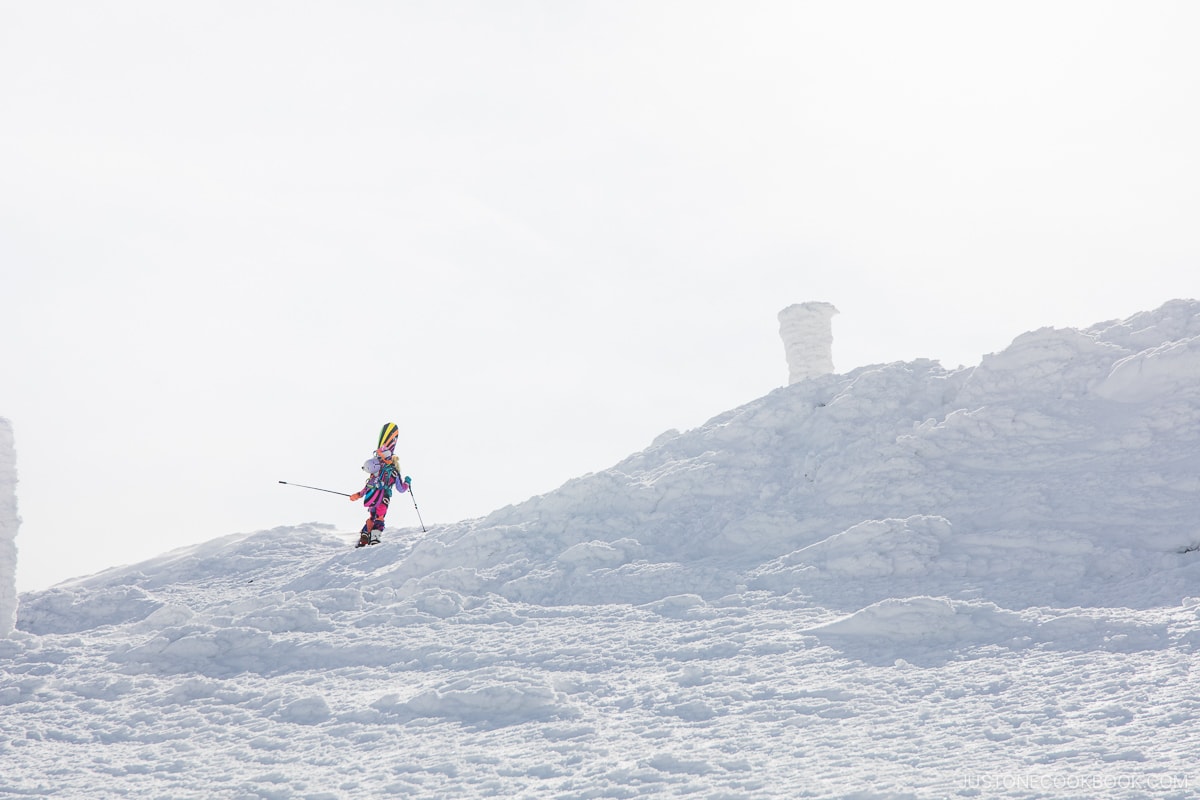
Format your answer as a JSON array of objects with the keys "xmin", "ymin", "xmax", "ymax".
[{"xmin": 4, "ymin": 301, "xmax": 1200, "ymax": 799}]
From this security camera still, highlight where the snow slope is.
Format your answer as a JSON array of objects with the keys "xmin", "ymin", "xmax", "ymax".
[{"xmin": 5, "ymin": 301, "xmax": 1200, "ymax": 798}]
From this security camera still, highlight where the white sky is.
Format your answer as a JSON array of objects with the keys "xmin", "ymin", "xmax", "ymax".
[{"xmin": 3, "ymin": 1, "xmax": 1198, "ymax": 592}]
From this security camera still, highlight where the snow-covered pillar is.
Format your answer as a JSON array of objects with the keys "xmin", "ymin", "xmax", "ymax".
[
  {"xmin": 778, "ymin": 302, "xmax": 839, "ymax": 384},
  {"xmin": 0, "ymin": 418, "xmax": 18, "ymax": 637}
]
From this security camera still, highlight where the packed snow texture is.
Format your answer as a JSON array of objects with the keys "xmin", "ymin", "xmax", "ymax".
[
  {"xmin": 0, "ymin": 417, "xmax": 17, "ymax": 638},
  {"xmin": 778, "ymin": 301, "xmax": 838, "ymax": 383},
  {"xmin": 6, "ymin": 300, "xmax": 1200, "ymax": 798}
]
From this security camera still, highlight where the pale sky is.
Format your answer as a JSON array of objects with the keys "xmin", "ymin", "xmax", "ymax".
[{"xmin": 3, "ymin": 1, "xmax": 1198, "ymax": 592}]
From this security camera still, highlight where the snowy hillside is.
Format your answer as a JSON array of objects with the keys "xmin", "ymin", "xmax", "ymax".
[{"xmin": 5, "ymin": 301, "xmax": 1200, "ymax": 799}]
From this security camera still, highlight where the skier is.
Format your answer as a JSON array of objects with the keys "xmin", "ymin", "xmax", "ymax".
[{"xmin": 350, "ymin": 444, "xmax": 411, "ymax": 547}]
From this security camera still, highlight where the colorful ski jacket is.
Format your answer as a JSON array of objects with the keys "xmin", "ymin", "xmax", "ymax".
[{"xmin": 358, "ymin": 457, "xmax": 409, "ymax": 505}]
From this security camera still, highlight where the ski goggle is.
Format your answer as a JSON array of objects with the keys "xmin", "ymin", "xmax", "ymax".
[{"xmin": 375, "ymin": 447, "xmax": 393, "ymax": 460}]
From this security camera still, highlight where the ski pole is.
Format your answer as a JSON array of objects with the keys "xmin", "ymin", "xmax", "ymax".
[
  {"xmin": 278, "ymin": 480, "xmax": 352, "ymax": 497},
  {"xmin": 407, "ymin": 484, "xmax": 426, "ymax": 532}
]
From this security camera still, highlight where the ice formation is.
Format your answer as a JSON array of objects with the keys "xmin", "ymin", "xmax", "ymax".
[
  {"xmin": 0, "ymin": 417, "xmax": 18, "ymax": 637},
  {"xmin": 778, "ymin": 301, "xmax": 839, "ymax": 384}
]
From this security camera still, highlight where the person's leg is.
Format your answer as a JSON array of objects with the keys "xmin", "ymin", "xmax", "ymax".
[
  {"xmin": 358, "ymin": 494, "xmax": 380, "ymax": 547},
  {"xmin": 369, "ymin": 496, "xmax": 391, "ymax": 543}
]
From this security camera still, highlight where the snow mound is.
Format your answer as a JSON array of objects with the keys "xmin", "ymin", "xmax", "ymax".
[
  {"xmin": 18, "ymin": 584, "xmax": 163, "ymax": 635},
  {"xmin": 377, "ymin": 299, "xmax": 1198, "ymax": 611},
  {"xmin": 810, "ymin": 596, "xmax": 1028, "ymax": 644},
  {"xmin": 375, "ymin": 672, "xmax": 574, "ymax": 728},
  {"xmin": 809, "ymin": 596, "xmax": 1169, "ymax": 661}
]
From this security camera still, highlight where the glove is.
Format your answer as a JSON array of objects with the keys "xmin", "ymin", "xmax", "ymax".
[
  {"xmin": 349, "ymin": 492, "xmax": 362, "ymax": 502},
  {"xmin": 404, "ymin": 476, "xmax": 412, "ymax": 486}
]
